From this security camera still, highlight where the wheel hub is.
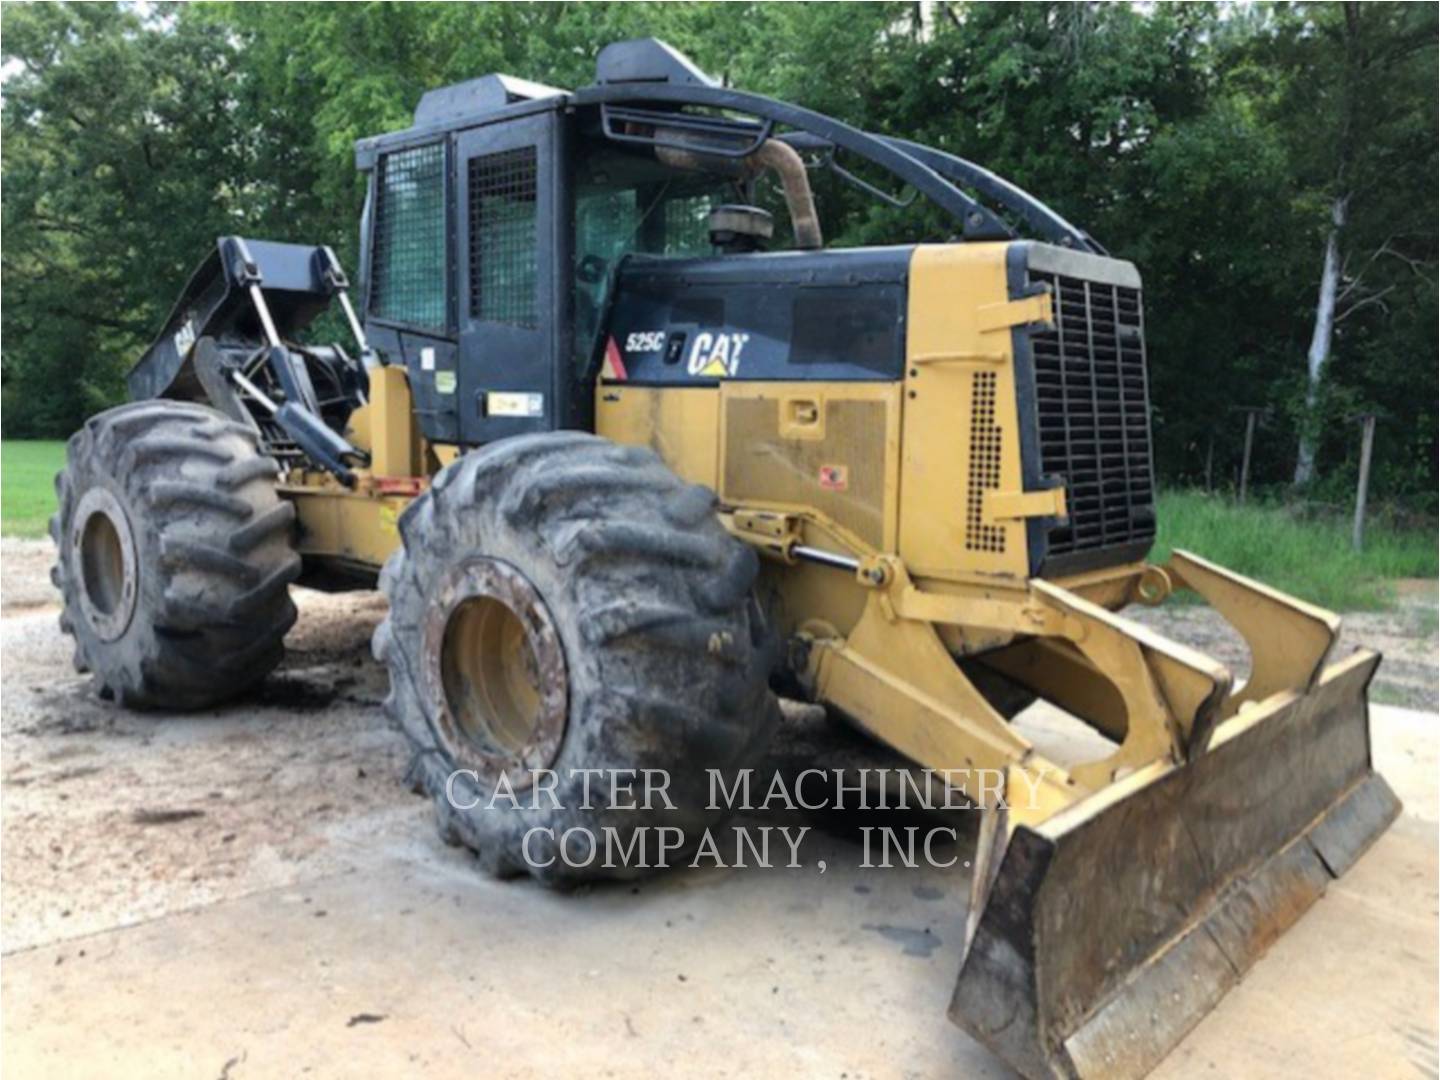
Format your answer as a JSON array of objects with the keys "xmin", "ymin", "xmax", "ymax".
[
  {"xmin": 422, "ymin": 558, "xmax": 567, "ymax": 789},
  {"xmin": 72, "ymin": 487, "xmax": 139, "ymax": 643}
]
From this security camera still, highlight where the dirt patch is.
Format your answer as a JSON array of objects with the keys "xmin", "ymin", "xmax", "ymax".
[
  {"xmin": 0, "ymin": 539, "xmax": 58, "ymax": 615},
  {"xmin": 1129, "ymin": 579, "xmax": 1439, "ymax": 710},
  {"xmin": 3, "ymin": 535, "xmax": 1435, "ymax": 955},
  {"xmin": 1, "ymin": 541, "xmax": 417, "ymax": 952}
]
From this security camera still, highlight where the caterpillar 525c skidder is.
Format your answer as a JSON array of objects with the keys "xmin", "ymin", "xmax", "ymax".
[{"xmin": 53, "ymin": 38, "xmax": 1398, "ymax": 1079}]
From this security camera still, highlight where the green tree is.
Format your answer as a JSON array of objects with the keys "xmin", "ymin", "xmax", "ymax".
[
  {"xmin": 2, "ymin": 1, "xmax": 1435, "ymax": 509},
  {"xmin": 1242, "ymin": 2, "xmax": 1438, "ymax": 489},
  {"xmin": 1, "ymin": 2, "xmax": 248, "ymax": 435}
]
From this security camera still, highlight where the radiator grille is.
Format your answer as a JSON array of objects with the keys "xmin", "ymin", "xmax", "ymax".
[
  {"xmin": 965, "ymin": 372, "xmax": 1005, "ymax": 553},
  {"xmin": 1028, "ymin": 272, "xmax": 1155, "ymax": 559},
  {"xmin": 468, "ymin": 146, "xmax": 538, "ymax": 327}
]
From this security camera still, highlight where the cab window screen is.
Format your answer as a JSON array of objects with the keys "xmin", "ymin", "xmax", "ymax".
[
  {"xmin": 469, "ymin": 146, "xmax": 538, "ymax": 327},
  {"xmin": 370, "ymin": 143, "xmax": 446, "ymax": 329}
]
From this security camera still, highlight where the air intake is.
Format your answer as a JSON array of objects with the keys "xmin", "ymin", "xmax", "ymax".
[{"xmin": 1018, "ymin": 247, "xmax": 1156, "ymax": 575}]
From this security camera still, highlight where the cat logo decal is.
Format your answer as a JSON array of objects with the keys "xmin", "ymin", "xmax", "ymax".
[{"xmin": 686, "ymin": 332, "xmax": 750, "ymax": 378}]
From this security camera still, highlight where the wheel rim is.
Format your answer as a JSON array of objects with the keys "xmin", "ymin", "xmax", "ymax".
[
  {"xmin": 72, "ymin": 487, "xmax": 138, "ymax": 643},
  {"xmin": 422, "ymin": 558, "xmax": 567, "ymax": 789}
]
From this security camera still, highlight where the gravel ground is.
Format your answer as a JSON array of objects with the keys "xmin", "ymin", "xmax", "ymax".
[{"xmin": 1126, "ymin": 577, "xmax": 1439, "ymax": 710}]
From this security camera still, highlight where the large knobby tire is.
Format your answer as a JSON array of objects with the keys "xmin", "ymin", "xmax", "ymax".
[
  {"xmin": 51, "ymin": 400, "xmax": 300, "ymax": 708},
  {"xmin": 374, "ymin": 432, "xmax": 779, "ymax": 885}
]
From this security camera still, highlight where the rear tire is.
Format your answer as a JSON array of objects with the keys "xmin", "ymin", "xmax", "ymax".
[
  {"xmin": 51, "ymin": 400, "xmax": 300, "ymax": 708},
  {"xmin": 374, "ymin": 433, "xmax": 779, "ymax": 885}
]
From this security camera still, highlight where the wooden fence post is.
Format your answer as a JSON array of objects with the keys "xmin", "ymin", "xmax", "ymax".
[
  {"xmin": 1239, "ymin": 410, "xmax": 1259, "ymax": 504},
  {"xmin": 1352, "ymin": 413, "xmax": 1377, "ymax": 552}
]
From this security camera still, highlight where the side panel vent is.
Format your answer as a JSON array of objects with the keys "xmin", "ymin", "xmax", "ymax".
[
  {"xmin": 467, "ymin": 146, "xmax": 538, "ymax": 327},
  {"xmin": 966, "ymin": 371, "xmax": 1005, "ymax": 554}
]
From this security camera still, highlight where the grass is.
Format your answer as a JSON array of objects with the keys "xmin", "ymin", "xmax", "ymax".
[
  {"xmin": 1152, "ymin": 489, "xmax": 1438, "ymax": 612},
  {"xmin": 1, "ymin": 440, "xmax": 65, "ymax": 539}
]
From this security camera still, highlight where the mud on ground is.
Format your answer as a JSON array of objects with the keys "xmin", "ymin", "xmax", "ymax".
[
  {"xmin": 2, "ymin": 536, "xmax": 1435, "ymax": 954},
  {"xmin": 0, "ymin": 538, "xmax": 888, "ymax": 953},
  {"xmin": 1, "ymin": 538, "xmax": 414, "ymax": 951}
]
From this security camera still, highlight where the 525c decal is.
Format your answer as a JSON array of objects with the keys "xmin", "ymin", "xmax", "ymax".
[{"xmin": 624, "ymin": 331, "xmax": 666, "ymax": 353}]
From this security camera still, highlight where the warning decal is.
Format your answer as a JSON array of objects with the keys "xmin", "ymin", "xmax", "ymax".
[{"xmin": 601, "ymin": 336, "xmax": 628, "ymax": 381}]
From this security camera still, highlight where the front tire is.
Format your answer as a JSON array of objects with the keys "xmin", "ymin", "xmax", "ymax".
[
  {"xmin": 51, "ymin": 400, "xmax": 300, "ymax": 708},
  {"xmin": 374, "ymin": 433, "xmax": 779, "ymax": 885}
]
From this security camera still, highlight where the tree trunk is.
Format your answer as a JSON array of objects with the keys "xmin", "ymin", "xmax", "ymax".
[
  {"xmin": 1295, "ymin": 2, "xmax": 1363, "ymax": 489},
  {"xmin": 1293, "ymin": 194, "xmax": 1347, "ymax": 487}
]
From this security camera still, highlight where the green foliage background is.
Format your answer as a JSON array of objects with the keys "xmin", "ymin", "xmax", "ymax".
[{"xmin": 2, "ymin": 1, "xmax": 1436, "ymax": 506}]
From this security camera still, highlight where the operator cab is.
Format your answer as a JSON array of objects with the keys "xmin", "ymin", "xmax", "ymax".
[{"xmin": 352, "ymin": 37, "xmax": 1101, "ymax": 448}]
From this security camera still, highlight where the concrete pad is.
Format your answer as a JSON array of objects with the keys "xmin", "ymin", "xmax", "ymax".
[
  {"xmin": 3, "ymin": 707, "xmax": 1435, "ymax": 1078},
  {"xmin": 3, "ymin": 825, "xmax": 999, "ymax": 1079},
  {"xmin": 1153, "ymin": 704, "xmax": 1439, "ymax": 1078},
  {"xmin": 2, "ymin": 545, "xmax": 1435, "ymax": 1077}
]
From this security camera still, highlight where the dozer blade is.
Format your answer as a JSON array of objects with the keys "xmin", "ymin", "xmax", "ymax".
[{"xmin": 950, "ymin": 647, "xmax": 1400, "ymax": 1079}]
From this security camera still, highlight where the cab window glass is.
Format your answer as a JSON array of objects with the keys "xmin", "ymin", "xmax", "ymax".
[{"xmin": 573, "ymin": 153, "xmax": 731, "ymax": 362}]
